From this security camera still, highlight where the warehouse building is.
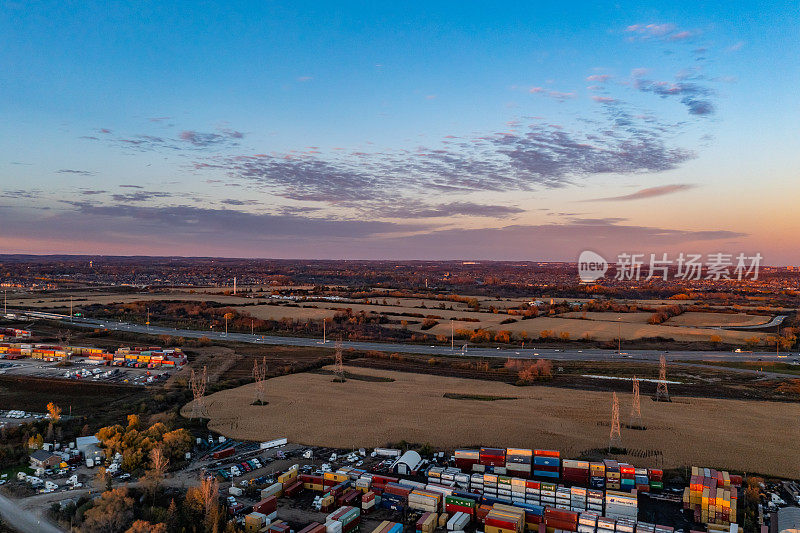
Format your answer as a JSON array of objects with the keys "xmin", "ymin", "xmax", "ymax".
[
  {"xmin": 778, "ymin": 507, "xmax": 800, "ymax": 533},
  {"xmin": 76, "ymin": 436, "xmax": 104, "ymax": 462},
  {"xmin": 391, "ymin": 450, "xmax": 422, "ymax": 475}
]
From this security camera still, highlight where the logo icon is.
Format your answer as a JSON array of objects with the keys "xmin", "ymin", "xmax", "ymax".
[{"xmin": 578, "ymin": 250, "xmax": 608, "ymax": 283}]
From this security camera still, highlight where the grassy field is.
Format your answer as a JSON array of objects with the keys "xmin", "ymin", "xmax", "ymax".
[
  {"xmin": 420, "ymin": 316, "xmax": 771, "ymax": 344},
  {"xmin": 8, "ymin": 288, "xmax": 777, "ymax": 345},
  {"xmin": 185, "ymin": 366, "xmax": 800, "ymax": 477},
  {"xmin": 665, "ymin": 312, "xmax": 770, "ymax": 327}
]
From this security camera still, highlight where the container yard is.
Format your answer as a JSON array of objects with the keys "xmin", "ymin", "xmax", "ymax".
[
  {"xmin": 0, "ymin": 327, "xmax": 31, "ymax": 340},
  {"xmin": 0, "ymin": 340, "xmax": 186, "ymax": 368},
  {"xmin": 0, "ymin": 340, "xmax": 185, "ymax": 385},
  {"xmin": 212, "ymin": 440, "xmax": 744, "ymax": 533}
]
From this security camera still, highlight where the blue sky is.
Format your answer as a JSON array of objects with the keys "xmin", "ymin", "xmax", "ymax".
[{"xmin": 1, "ymin": 1, "xmax": 799, "ymax": 262}]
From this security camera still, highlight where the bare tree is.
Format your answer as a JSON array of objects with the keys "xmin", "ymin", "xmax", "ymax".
[
  {"xmin": 190, "ymin": 366, "xmax": 208, "ymax": 419},
  {"xmin": 144, "ymin": 446, "xmax": 169, "ymax": 503}
]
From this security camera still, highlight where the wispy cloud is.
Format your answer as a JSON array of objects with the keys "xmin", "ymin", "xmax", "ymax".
[
  {"xmin": 88, "ymin": 126, "xmax": 245, "ymax": 152},
  {"xmin": 198, "ymin": 113, "xmax": 694, "ymax": 207},
  {"xmin": 57, "ymin": 169, "xmax": 95, "ymax": 176},
  {"xmin": 0, "ymin": 201, "xmax": 743, "ymax": 260},
  {"xmin": 584, "ymin": 183, "xmax": 697, "ymax": 201},
  {"xmin": 1, "ymin": 189, "xmax": 40, "ymax": 199},
  {"xmin": 110, "ymin": 191, "xmax": 173, "ymax": 203},
  {"xmin": 220, "ymin": 198, "xmax": 260, "ymax": 206},
  {"xmin": 373, "ymin": 201, "xmax": 525, "ymax": 219},
  {"xmin": 179, "ymin": 129, "xmax": 243, "ymax": 147},
  {"xmin": 728, "ymin": 41, "xmax": 745, "ymax": 52},
  {"xmin": 634, "ymin": 79, "xmax": 715, "ymax": 116},
  {"xmin": 625, "ymin": 23, "xmax": 676, "ymax": 39}
]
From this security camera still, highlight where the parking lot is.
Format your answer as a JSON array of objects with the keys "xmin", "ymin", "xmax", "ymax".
[{"xmin": 0, "ymin": 357, "xmax": 173, "ymax": 386}]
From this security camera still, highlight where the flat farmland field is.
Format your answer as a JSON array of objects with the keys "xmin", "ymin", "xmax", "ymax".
[
  {"xmin": 665, "ymin": 312, "xmax": 770, "ymax": 327},
  {"xmin": 420, "ymin": 316, "xmax": 769, "ymax": 343},
  {"xmin": 185, "ymin": 366, "xmax": 800, "ymax": 477}
]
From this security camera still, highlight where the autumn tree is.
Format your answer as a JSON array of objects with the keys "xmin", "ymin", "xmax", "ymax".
[
  {"xmin": 46, "ymin": 402, "xmax": 62, "ymax": 422},
  {"xmin": 186, "ymin": 475, "xmax": 221, "ymax": 533},
  {"xmin": 27, "ymin": 433, "xmax": 43, "ymax": 450},
  {"xmin": 81, "ymin": 488, "xmax": 134, "ymax": 533},
  {"xmin": 126, "ymin": 521, "xmax": 167, "ymax": 533},
  {"xmin": 95, "ymin": 467, "xmax": 112, "ymax": 492},
  {"xmin": 143, "ymin": 446, "xmax": 170, "ymax": 503},
  {"xmin": 127, "ymin": 414, "xmax": 141, "ymax": 430}
]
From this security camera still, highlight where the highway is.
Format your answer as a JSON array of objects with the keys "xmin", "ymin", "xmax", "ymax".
[
  {"xmin": 0, "ymin": 492, "xmax": 64, "ymax": 533},
  {"xmin": 28, "ymin": 312, "xmax": 798, "ymax": 364}
]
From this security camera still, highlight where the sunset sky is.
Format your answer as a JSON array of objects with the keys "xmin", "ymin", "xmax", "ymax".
[{"xmin": 2, "ymin": 1, "xmax": 798, "ymax": 263}]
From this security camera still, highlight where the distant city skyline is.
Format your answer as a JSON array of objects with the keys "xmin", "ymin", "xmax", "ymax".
[{"xmin": 1, "ymin": 1, "xmax": 798, "ymax": 263}]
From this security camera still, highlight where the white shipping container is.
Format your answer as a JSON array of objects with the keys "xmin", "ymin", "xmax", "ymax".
[
  {"xmin": 447, "ymin": 512, "xmax": 470, "ymax": 531},
  {"xmin": 260, "ymin": 438, "xmax": 288, "ymax": 449}
]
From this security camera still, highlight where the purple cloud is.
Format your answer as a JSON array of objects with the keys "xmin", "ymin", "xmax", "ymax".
[
  {"xmin": 634, "ymin": 79, "xmax": 715, "ymax": 116},
  {"xmin": 584, "ymin": 183, "xmax": 697, "ymax": 201},
  {"xmin": 57, "ymin": 169, "xmax": 95, "ymax": 176},
  {"xmin": 179, "ymin": 129, "xmax": 243, "ymax": 147}
]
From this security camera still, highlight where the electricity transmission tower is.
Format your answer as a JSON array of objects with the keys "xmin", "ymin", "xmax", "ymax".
[
  {"xmin": 655, "ymin": 355, "xmax": 671, "ymax": 402},
  {"xmin": 609, "ymin": 392, "xmax": 622, "ymax": 450},
  {"xmin": 253, "ymin": 357, "xmax": 267, "ymax": 405},
  {"xmin": 190, "ymin": 366, "xmax": 208, "ymax": 419},
  {"xmin": 629, "ymin": 375, "xmax": 643, "ymax": 428},
  {"xmin": 334, "ymin": 340, "xmax": 345, "ymax": 382}
]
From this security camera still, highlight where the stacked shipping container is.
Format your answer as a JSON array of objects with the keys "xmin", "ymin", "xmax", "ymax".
[{"xmin": 683, "ymin": 467, "xmax": 739, "ymax": 526}]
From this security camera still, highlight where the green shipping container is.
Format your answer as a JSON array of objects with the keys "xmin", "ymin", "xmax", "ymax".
[
  {"xmin": 445, "ymin": 496, "xmax": 477, "ymax": 508},
  {"xmin": 649, "ymin": 481, "xmax": 664, "ymax": 490}
]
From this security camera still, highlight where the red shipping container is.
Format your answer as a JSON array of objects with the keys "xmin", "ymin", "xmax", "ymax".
[
  {"xmin": 416, "ymin": 512, "xmax": 434, "ymax": 530},
  {"xmin": 486, "ymin": 517, "xmax": 519, "ymax": 530},
  {"xmin": 212, "ymin": 447, "xmax": 235, "ymax": 460},
  {"xmin": 446, "ymin": 503, "xmax": 475, "ymax": 516},
  {"xmin": 534, "ymin": 450, "xmax": 560, "ymax": 458},
  {"xmin": 545, "ymin": 520, "xmax": 578, "ymax": 531},
  {"xmin": 384, "ymin": 483, "xmax": 412, "ymax": 498},
  {"xmin": 285, "ymin": 480, "xmax": 304, "ymax": 497},
  {"xmin": 477, "ymin": 505, "xmax": 492, "ymax": 523},
  {"xmin": 545, "ymin": 509, "xmax": 578, "ymax": 523},
  {"xmin": 455, "ymin": 459, "xmax": 478, "ymax": 470},
  {"xmin": 254, "ymin": 496, "xmax": 277, "ymax": 515},
  {"xmin": 298, "ymin": 523, "xmax": 326, "ymax": 533}
]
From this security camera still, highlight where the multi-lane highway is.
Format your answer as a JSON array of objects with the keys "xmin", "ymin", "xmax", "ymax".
[{"xmin": 25, "ymin": 311, "xmax": 798, "ymax": 364}]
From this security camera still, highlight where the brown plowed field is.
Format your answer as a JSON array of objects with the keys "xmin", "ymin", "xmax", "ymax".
[{"xmin": 184, "ymin": 366, "xmax": 800, "ymax": 477}]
